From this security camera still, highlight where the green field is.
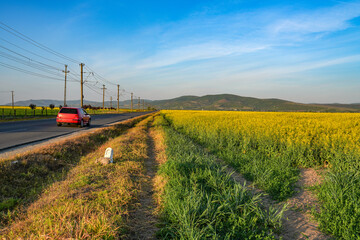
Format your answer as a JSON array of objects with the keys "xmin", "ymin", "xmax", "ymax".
[{"xmin": 0, "ymin": 106, "xmax": 143, "ymax": 120}]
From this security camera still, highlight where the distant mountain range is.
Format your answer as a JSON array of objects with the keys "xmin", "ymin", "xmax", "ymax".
[{"xmin": 4, "ymin": 94, "xmax": 360, "ymax": 112}]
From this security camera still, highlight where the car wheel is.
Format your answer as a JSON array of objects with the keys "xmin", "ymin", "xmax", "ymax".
[
  {"xmin": 79, "ymin": 120, "xmax": 84, "ymax": 128},
  {"xmin": 87, "ymin": 119, "xmax": 91, "ymax": 127},
  {"xmin": 57, "ymin": 123, "xmax": 62, "ymax": 127}
]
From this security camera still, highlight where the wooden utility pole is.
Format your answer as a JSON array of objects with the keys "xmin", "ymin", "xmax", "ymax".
[
  {"xmin": 131, "ymin": 93, "xmax": 133, "ymax": 112},
  {"xmin": 11, "ymin": 91, "xmax": 14, "ymax": 109},
  {"xmin": 102, "ymin": 85, "xmax": 106, "ymax": 109},
  {"xmin": 117, "ymin": 84, "xmax": 120, "ymax": 111},
  {"xmin": 63, "ymin": 65, "xmax": 69, "ymax": 106},
  {"xmin": 80, "ymin": 63, "xmax": 85, "ymax": 107},
  {"xmin": 110, "ymin": 96, "xmax": 112, "ymax": 109},
  {"xmin": 138, "ymin": 97, "xmax": 140, "ymax": 110}
]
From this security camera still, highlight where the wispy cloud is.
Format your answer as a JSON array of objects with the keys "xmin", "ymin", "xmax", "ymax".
[
  {"xmin": 269, "ymin": 2, "xmax": 360, "ymax": 35},
  {"xmin": 79, "ymin": 1, "xmax": 360, "ymax": 103},
  {"xmin": 137, "ymin": 42, "xmax": 269, "ymax": 68},
  {"xmin": 222, "ymin": 55, "xmax": 360, "ymax": 83},
  {"xmin": 135, "ymin": 1, "xmax": 360, "ymax": 68}
]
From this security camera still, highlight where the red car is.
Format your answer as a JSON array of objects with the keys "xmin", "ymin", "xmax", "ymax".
[{"xmin": 56, "ymin": 107, "xmax": 91, "ymax": 127}]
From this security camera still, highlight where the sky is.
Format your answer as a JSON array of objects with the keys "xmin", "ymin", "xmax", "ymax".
[{"xmin": 0, "ymin": 0, "xmax": 359, "ymax": 105}]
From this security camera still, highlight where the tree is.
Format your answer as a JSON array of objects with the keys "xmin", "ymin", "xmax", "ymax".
[
  {"xmin": 49, "ymin": 104, "xmax": 55, "ymax": 109},
  {"xmin": 29, "ymin": 104, "xmax": 36, "ymax": 110}
]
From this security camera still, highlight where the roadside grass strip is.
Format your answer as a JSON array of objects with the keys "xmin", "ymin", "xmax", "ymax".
[
  {"xmin": 0, "ymin": 116, "xmax": 151, "ymax": 239},
  {"xmin": 154, "ymin": 116, "xmax": 285, "ymax": 239},
  {"xmin": 0, "ymin": 115, "xmax": 148, "ymax": 232}
]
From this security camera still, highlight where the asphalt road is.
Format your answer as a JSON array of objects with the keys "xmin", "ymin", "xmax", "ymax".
[{"xmin": 0, "ymin": 112, "xmax": 151, "ymax": 151}]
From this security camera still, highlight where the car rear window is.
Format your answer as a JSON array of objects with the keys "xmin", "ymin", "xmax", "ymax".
[{"xmin": 59, "ymin": 108, "xmax": 78, "ymax": 114}]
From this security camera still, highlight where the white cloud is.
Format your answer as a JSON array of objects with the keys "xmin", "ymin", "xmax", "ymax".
[
  {"xmin": 215, "ymin": 55, "xmax": 360, "ymax": 85},
  {"xmin": 269, "ymin": 2, "xmax": 360, "ymax": 34},
  {"xmin": 134, "ymin": 1, "xmax": 360, "ymax": 69},
  {"xmin": 137, "ymin": 42, "xmax": 268, "ymax": 68}
]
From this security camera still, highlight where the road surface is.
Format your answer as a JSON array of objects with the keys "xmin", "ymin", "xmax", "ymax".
[{"xmin": 0, "ymin": 112, "xmax": 151, "ymax": 151}]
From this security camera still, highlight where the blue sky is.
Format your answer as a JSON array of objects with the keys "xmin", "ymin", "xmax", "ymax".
[{"xmin": 0, "ymin": 0, "xmax": 359, "ymax": 104}]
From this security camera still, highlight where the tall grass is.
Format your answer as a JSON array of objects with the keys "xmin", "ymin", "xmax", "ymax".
[
  {"xmin": 315, "ymin": 154, "xmax": 360, "ymax": 239},
  {"xmin": 154, "ymin": 115, "xmax": 285, "ymax": 239}
]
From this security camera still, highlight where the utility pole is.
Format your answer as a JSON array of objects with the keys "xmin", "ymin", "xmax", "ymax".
[
  {"xmin": 110, "ymin": 96, "xmax": 112, "ymax": 109},
  {"xmin": 138, "ymin": 97, "xmax": 140, "ymax": 110},
  {"xmin": 80, "ymin": 63, "xmax": 85, "ymax": 107},
  {"xmin": 62, "ymin": 65, "xmax": 69, "ymax": 106},
  {"xmin": 131, "ymin": 93, "xmax": 133, "ymax": 112},
  {"xmin": 117, "ymin": 84, "xmax": 120, "ymax": 111},
  {"xmin": 11, "ymin": 91, "xmax": 14, "ymax": 109},
  {"xmin": 102, "ymin": 85, "xmax": 106, "ymax": 109}
]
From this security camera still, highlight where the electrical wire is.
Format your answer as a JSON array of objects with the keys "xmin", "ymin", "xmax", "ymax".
[
  {"xmin": 84, "ymin": 65, "xmax": 117, "ymax": 86},
  {"xmin": 0, "ymin": 51, "xmax": 66, "ymax": 78},
  {"xmin": 0, "ymin": 61, "xmax": 78, "ymax": 82},
  {"xmin": 0, "ymin": 22, "xmax": 139, "ymax": 103},
  {"xmin": 84, "ymin": 83, "xmax": 103, "ymax": 96},
  {"xmin": 0, "ymin": 21, "xmax": 80, "ymax": 64},
  {"xmin": 0, "ymin": 37, "xmax": 66, "ymax": 66},
  {"xmin": 0, "ymin": 45, "xmax": 62, "ymax": 71}
]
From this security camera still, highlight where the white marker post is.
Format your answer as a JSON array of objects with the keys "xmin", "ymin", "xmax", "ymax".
[{"xmin": 104, "ymin": 147, "xmax": 113, "ymax": 163}]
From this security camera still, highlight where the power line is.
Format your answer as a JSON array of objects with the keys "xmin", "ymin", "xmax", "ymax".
[
  {"xmin": 0, "ymin": 37, "xmax": 66, "ymax": 66},
  {"xmin": 0, "ymin": 45, "xmax": 62, "ymax": 71},
  {"xmin": 84, "ymin": 83, "xmax": 103, "ymax": 96},
  {"xmin": 0, "ymin": 51, "xmax": 79, "ymax": 83},
  {"xmin": 0, "ymin": 51, "xmax": 65, "ymax": 77},
  {"xmin": 0, "ymin": 42, "xmax": 81, "ymax": 83},
  {"xmin": 0, "ymin": 21, "xmax": 80, "ymax": 64},
  {"xmin": 0, "ymin": 22, "xmax": 136, "ymax": 105},
  {"xmin": 84, "ymin": 65, "xmax": 117, "ymax": 86},
  {"xmin": 0, "ymin": 61, "xmax": 78, "ymax": 82}
]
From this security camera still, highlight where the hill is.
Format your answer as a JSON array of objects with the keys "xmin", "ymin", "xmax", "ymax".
[
  {"xmin": 151, "ymin": 94, "xmax": 359, "ymax": 112},
  {"xmin": 3, "ymin": 94, "xmax": 359, "ymax": 112}
]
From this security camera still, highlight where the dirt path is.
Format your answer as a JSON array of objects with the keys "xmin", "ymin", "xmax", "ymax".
[
  {"xmin": 126, "ymin": 125, "xmax": 159, "ymax": 240},
  {"xmin": 215, "ymin": 158, "xmax": 330, "ymax": 240}
]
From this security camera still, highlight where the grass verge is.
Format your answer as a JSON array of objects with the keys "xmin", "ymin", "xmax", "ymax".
[
  {"xmin": 0, "ymin": 114, "xmax": 149, "ymax": 230},
  {"xmin": 154, "ymin": 115, "xmax": 285, "ymax": 239},
  {"xmin": 0, "ymin": 115, "xmax": 152, "ymax": 239}
]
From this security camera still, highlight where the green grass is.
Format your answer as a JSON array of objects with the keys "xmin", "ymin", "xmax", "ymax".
[
  {"xmin": 163, "ymin": 113, "xmax": 299, "ymax": 201},
  {"xmin": 0, "ymin": 107, "xmax": 136, "ymax": 121},
  {"xmin": 162, "ymin": 111, "xmax": 360, "ymax": 238},
  {"xmin": 154, "ymin": 115, "xmax": 285, "ymax": 239},
  {"xmin": 0, "ymin": 108, "xmax": 58, "ymax": 119},
  {"xmin": 315, "ymin": 154, "xmax": 360, "ymax": 239}
]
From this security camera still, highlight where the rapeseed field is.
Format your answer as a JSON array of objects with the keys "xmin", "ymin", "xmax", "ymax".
[{"xmin": 162, "ymin": 110, "xmax": 360, "ymax": 239}]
